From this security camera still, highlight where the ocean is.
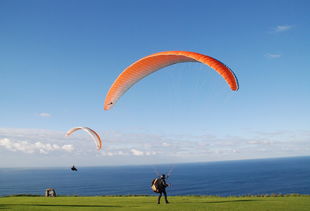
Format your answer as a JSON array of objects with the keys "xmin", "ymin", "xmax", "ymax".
[{"xmin": 0, "ymin": 156, "xmax": 309, "ymax": 196}]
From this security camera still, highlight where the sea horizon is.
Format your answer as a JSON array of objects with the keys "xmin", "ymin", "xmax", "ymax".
[
  {"xmin": 1, "ymin": 156, "xmax": 309, "ymax": 197},
  {"xmin": 1, "ymin": 155, "xmax": 309, "ymax": 169}
]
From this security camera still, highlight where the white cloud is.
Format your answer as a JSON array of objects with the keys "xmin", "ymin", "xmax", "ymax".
[
  {"xmin": 162, "ymin": 142, "xmax": 171, "ymax": 147},
  {"xmin": 247, "ymin": 140, "xmax": 273, "ymax": 145},
  {"xmin": 265, "ymin": 53, "xmax": 281, "ymax": 58},
  {"xmin": 38, "ymin": 112, "xmax": 51, "ymax": 118},
  {"xmin": 0, "ymin": 128, "xmax": 309, "ymax": 167},
  {"xmin": 62, "ymin": 145, "xmax": 74, "ymax": 152},
  {"xmin": 130, "ymin": 149, "xmax": 144, "ymax": 156},
  {"xmin": 145, "ymin": 151, "xmax": 157, "ymax": 156},
  {"xmin": 274, "ymin": 25, "xmax": 293, "ymax": 32},
  {"xmin": 0, "ymin": 138, "xmax": 74, "ymax": 154},
  {"xmin": 101, "ymin": 150, "xmax": 129, "ymax": 157},
  {"xmin": 97, "ymin": 130, "xmax": 310, "ymax": 162}
]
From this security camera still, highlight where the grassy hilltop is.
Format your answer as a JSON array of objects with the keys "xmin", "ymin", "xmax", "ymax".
[{"xmin": 0, "ymin": 195, "xmax": 309, "ymax": 211}]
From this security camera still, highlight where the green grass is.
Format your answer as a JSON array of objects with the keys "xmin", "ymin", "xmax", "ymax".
[{"xmin": 0, "ymin": 195, "xmax": 309, "ymax": 210}]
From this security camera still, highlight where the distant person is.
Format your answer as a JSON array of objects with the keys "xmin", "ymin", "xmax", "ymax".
[
  {"xmin": 151, "ymin": 174, "xmax": 169, "ymax": 204},
  {"xmin": 71, "ymin": 165, "xmax": 77, "ymax": 171}
]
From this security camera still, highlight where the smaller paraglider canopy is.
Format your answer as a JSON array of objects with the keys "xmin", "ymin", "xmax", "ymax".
[
  {"xmin": 65, "ymin": 126, "xmax": 102, "ymax": 150},
  {"xmin": 71, "ymin": 165, "xmax": 77, "ymax": 171}
]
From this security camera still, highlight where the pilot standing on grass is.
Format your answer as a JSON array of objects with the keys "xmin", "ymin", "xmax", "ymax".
[{"xmin": 157, "ymin": 174, "xmax": 169, "ymax": 204}]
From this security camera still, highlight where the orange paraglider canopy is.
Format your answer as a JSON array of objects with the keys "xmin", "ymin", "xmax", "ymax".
[{"xmin": 104, "ymin": 51, "xmax": 239, "ymax": 110}]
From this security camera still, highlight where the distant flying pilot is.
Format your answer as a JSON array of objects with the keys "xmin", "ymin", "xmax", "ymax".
[{"xmin": 71, "ymin": 165, "xmax": 78, "ymax": 171}]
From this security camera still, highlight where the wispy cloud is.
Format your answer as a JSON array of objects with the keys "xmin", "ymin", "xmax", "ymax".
[
  {"xmin": 130, "ymin": 148, "xmax": 157, "ymax": 156},
  {"xmin": 130, "ymin": 149, "xmax": 144, "ymax": 156},
  {"xmin": 247, "ymin": 140, "xmax": 273, "ymax": 145},
  {"xmin": 61, "ymin": 145, "xmax": 74, "ymax": 152},
  {"xmin": 38, "ymin": 112, "xmax": 51, "ymax": 118},
  {"xmin": 273, "ymin": 25, "xmax": 293, "ymax": 32},
  {"xmin": 265, "ymin": 53, "xmax": 281, "ymax": 58},
  {"xmin": 162, "ymin": 142, "xmax": 171, "ymax": 147},
  {"xmin": 0, "ymin": 128, "xmax": 309, "ymax": 167},
  {"xmin": 101, "ymin": 150, "xmax": 128, "ymax": 156},
  {"xmin": 0, "ymin": 138, "xmax": 74, "ymax": 154}
]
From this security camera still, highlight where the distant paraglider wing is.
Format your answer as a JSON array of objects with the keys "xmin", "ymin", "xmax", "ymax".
[
  {"xmin": 104, "ymin": 51, "xmax": 239, "ymax": 110},
  {"xmin": 65, "ymin": 127, "xmax": 102, "ymax": 150}
]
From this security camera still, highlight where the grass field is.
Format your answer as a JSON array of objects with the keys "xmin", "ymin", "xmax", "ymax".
[{"xmin": 0, "ymin": 195, "xmax": 309, "ymax": 210}]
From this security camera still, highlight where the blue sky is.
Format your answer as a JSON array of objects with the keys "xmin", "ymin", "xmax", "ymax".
[{"xmin": 0, "ymin": 0, "xmax": 309, "ymax": 167}]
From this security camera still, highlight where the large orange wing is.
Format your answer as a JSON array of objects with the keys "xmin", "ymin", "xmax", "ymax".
[{"xmin": 104, "ymin": 51, "xmax": 238, "ymax": 110}]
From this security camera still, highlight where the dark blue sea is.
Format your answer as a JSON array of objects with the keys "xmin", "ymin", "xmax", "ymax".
[{"xmin": 0, "ymin": 157, "xmax": 309, "ymax": 196}]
